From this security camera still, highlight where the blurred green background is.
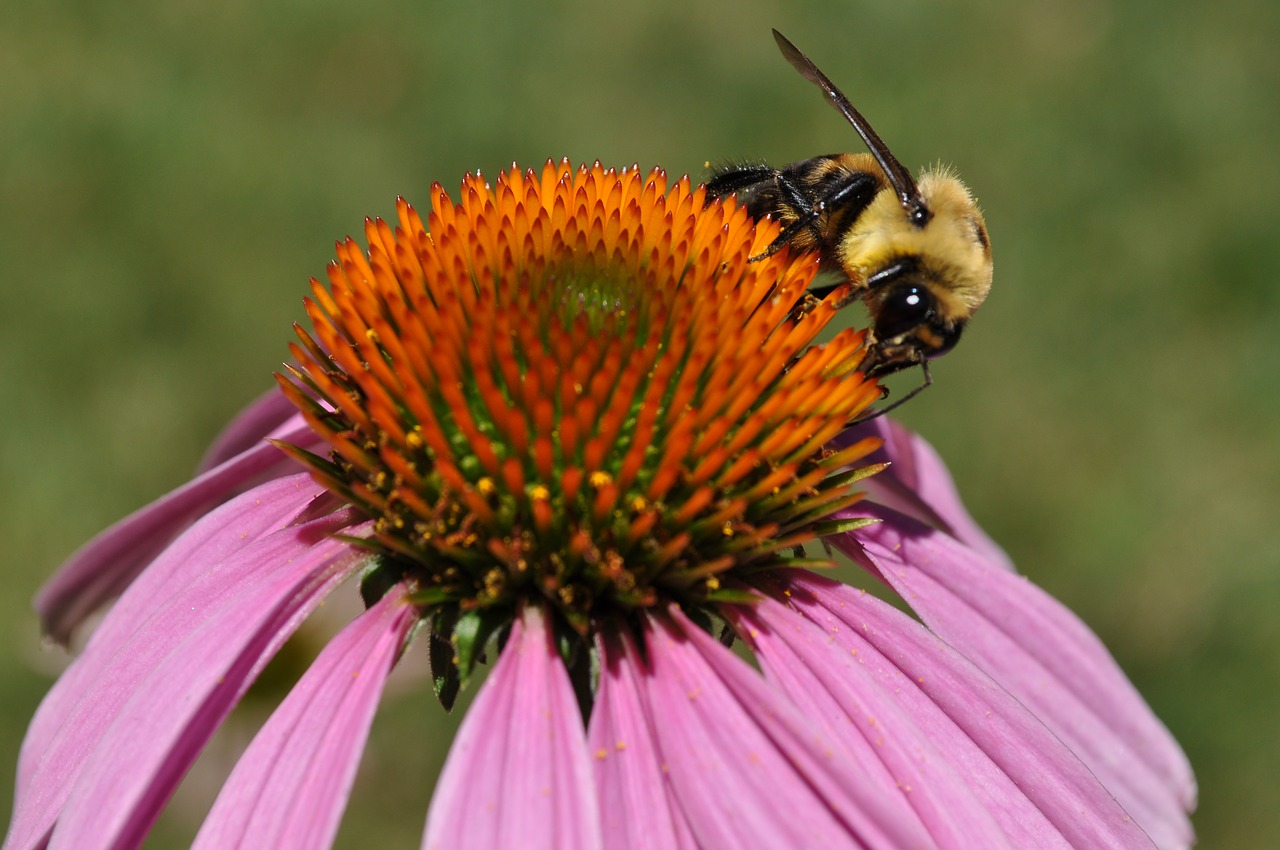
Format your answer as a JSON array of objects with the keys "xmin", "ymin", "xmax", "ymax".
[{"xmin": 2, "ymin": 0, "xmax": 1277, "ymax": 846}]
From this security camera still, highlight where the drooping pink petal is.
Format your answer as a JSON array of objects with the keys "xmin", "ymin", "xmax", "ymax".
[
  {"xmin": 788, "ymin": 571, "xmax": 1164, "ymax": 848},
  {"xmin": 588, "ymin": 630, "xmax": 699, "ymax": 850},
  {"xmin": 639, "ymin": 607, "xmax": 933, "ymax": 850},
  {"xmin": 191, "ymin": 583, "xmax": 417, "ymax": 850},
  {"xmin": 728, "ymin": 593, "xmax": 1015, "ymax": 850},
  {"xmin": 836, "ymin": 501, "xmax": 1195, "ymax": 849},
  {"xmin": 838, "ymin": 418, "xmax": 1014, "ymax": 571},
  {"xmin": 197, "ymin": 387, "xmax": 305, "ymax": 473},
  {"xmin": 6, "ymin": 509, "xmax": 367, "ymax": 850},
  {"xmin": 16, "ymin": 473, "xmax": 327, "ymax": 793},
  {"xmin": 35, "ymin": 418, "xmax": 321, "ymax": 644},
  {"xmin": 422, "ymin": 605, "xmax": 600, "ymax": 850},
  {"xmin": 757, "ymin": 570, "xmax": 1162, "ymax": 850}
]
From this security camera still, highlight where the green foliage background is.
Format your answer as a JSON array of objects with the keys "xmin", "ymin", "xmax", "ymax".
[{"xmin": 2, "ymin": 0, "xmax": 1276, "ymax": 846}]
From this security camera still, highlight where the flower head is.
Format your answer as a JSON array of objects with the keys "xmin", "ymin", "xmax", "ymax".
[
  {"xmin": 7, "ymin": 160, "xmax": 1195, "ymax": 850},
  {"xmin": 277, "ymin": 160, "xmax": 879, "ymax": 645}
]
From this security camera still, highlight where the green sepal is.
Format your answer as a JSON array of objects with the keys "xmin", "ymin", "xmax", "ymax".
[
  {"xmin": 452, "ymin": 606, "xmax": 512, "ymax": 685},
  {"xmin": 823, "ymin": 462, "xmax": 890, "ymax": 488},
  {"xmin": 427, "ymin": 607, "xmax": 462, "ymax": 712},
  {"xmin": 810, "ymin": 516, "xmax": 881, "ymax": 537},
  {"xmin": 703, "ymin": 588, "xmax": 760, "ymax": 604},
  {"xmin": 359, "ymin": 555, "xmax": 408, "ymax": 608},
  {"xmin": 556, "ymin": 625, "xmax": 596, "ymax": 723},
  {"xmin": 267, "ymin": 440, "xmax": 344, "ymax": 480},
  {"xmin": 770, "ymin": 556, "xmax": 838, "ymax": 571},
  {"xmin": 337, "ymin": 535, "xmax": 386, "ymax": 555},
  {"xmin": 405, "ymin": 586, "xmax": 453, "ymax": 607},
  {"xmin": 683, "ymin": 605, "xmax": 716, "ymax": 636}
]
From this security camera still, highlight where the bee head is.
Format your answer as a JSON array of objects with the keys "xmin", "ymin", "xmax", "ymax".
[
  {"xmin": 838, "ymin": 168, "xmax": 992, "ymax": 381},
  {"xmin": 858, "ymin": 258, "xmax": 965, "ymax": 377}
]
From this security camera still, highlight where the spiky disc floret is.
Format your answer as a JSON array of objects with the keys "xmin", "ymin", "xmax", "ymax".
[{"xmin": 277, "ymin": 159, "xmax": 883, "ymax": 638}]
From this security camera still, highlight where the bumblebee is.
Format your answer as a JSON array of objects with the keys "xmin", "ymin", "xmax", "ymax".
[{"xmin": 707, "ymin": 30, "xmax": 993, "ymax": 387}]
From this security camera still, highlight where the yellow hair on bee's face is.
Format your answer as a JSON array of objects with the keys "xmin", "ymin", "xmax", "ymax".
[{"xmin": 836, "ymin": 168, "xmax": 993, "ymax": 321}]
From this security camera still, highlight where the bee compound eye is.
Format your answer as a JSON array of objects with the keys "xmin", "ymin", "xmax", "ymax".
[{"xmin": 875, "ymin": 284, "xmax": 934, "ymax": 339}]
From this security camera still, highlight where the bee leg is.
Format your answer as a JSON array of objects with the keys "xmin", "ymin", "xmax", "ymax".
[
  {"xmin": 786, "ymin": 290, "xmax": 826, "ymax": 323},
  {"xmin": 748, "ymin": 168, "xmax": 829, "ymax": 261},
  {"xmin": 754, "ymin": 170, "xmax": 880, "ymax": 262},
  {"xmin": 852, "ymin": 359, "xmax": 933, "ymax": 424},
  {"xmin": 751, "ymin": 208, "xmax": 821, "ymax": 261},
  {"xmin": 705, "ymin": 164, "xmax": 781, "ymax": 198}
]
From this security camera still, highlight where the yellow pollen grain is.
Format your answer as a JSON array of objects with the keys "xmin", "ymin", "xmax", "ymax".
[
  {"xmin": 594, "ymin": 748, "xmax": 608, "ymax": 760},
  {"xmin": 477, "ymin": 477, "xmax": 496, "ymax": 496},
  {"xmin": 589, "ymin": 471, "xmax": 613, "ymax": 489},
  {"xmin": 529, "ymin": 484, "xmax": 550, "ymax": 500}
]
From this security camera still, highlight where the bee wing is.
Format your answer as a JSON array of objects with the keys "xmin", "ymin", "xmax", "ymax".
[{"xmin": 771, "ymin": 29, "xmax": 927, "ymax": 219}]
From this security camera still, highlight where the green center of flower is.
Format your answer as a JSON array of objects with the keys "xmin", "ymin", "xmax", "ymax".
[
  {"xmin": 277, "ymin": 161, "xmax": 883, "ymax": 688},
  {"xmin": 549, "ymin": 261, "xmax": 643, "ymax": 333}
]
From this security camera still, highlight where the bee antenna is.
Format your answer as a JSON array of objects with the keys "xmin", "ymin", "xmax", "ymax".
[
  {"xmin": 771, "ymin": 29, "xmax": 930, "ymax": 224},
  {"xmin": 852, "ymin": 360, "xmax": 934, "ymax": 424}
]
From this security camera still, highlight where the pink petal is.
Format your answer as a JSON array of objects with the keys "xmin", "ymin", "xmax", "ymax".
[
  {"xmin": 7, "ymin": 510, "xmax": 366, "ymax": 850},
  {"xmin": 838, "ymin": 418, "xmax": 1014, "ymax": 571},
  {"xmin": 639, "ymin": 607, "xmax": 933, "ymax": 850},
  {"xmin": 729, "ymin": 594, "xmax": 1015, "ymax": 850},
  {"xmin": 191, "ymin": 583, "xmax": 418, "ymax": 850},
  {"xmin": 422, "ymin": 605, "xmax": 601, "ymax": 850},
  {"xmin": 588, "ymin": 630, "xmax": 699, "ymax": 850},
  {"xmin": 764, "ymin": 572, "xmax": 1159, "ymax": 848},
  {"xmin": 835, "ymin": 506, "xmax": 1195, "ymax": 849},
  {"xmin": 16, "ymin": 474, "xmax": 327, "ymax": 793},
  {"xmin": 35, "ymin": 418, "xmax": 320, "ymax": 643},
  {"xmin": 197, "ymin": 387, "xmax": 304, "ymax": 473}
]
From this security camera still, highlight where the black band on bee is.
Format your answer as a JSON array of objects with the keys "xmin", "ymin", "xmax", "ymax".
[
  {"xmin": 704, "ymin": 163, "xmax": 780, "ymax": 198},
  {"xmin": 865, "ymin": 258, "xmax": 918, "ymax": 290}
]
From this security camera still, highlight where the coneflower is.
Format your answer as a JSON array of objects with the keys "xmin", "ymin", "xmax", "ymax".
[{"xmin": 6, "ymin": 160, "xmax": 1195, "ymax": 850}]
